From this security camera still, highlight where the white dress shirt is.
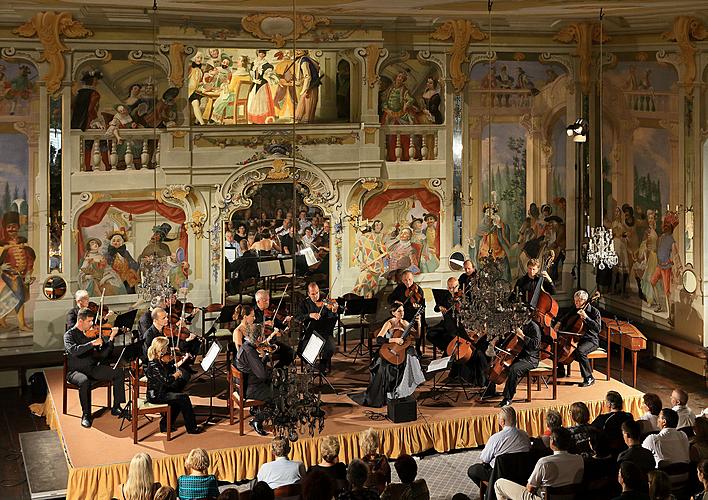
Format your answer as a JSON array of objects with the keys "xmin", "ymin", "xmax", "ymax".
[
  {"xmin": 528, "ymin": 450, "xmax": 584, "ymax": 488},
  {"xmin": 480, "ymin": 425, "xmax": 531, "ymax": 467},
  {"xmin": 640, "ymin": 411, "xmax": 659, "ymax": 430},
  {"xmin": 642, "ymin": 427, "xmax": 690, "ymax": 466},
  {"xmin": 257, "ymin": 456, "xmax": 306, "ymax": 489},
  {"xmin": 673, "ymin": 404, "xmax": 696, "ymax": 429}
]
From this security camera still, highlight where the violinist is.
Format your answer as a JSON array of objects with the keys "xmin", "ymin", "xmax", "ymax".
[
  {"xmin": 138, "ymin": 294, "xmax": 172, "ymax": 336},
  {"xmin": 362, "ymin": 303, "xmax": 425, "ymax": 407},
  {"xmin": 144, "ymin": 336, "xmax": 202, "ymax": 435},
  {"xmin": 387, "ymin": 270, "xmax": 426, "ymax": 354},
  {"xmin": 553, "ymin": 289, "xmax": 601, "ymax": 387},
  {"xmin": 140, "ymin": 308, "xmax": 193, "ymax": 381},
  {"xmin": 254, "ymin": 290, "xmax": 295, "ymax": 367},
  {"xmin": 296, "ymin": 282, "xmax": 338, "ymax": 374},
  {"xmin": 234, "ymin": 326, "xmax": 273, "ymax": 436},
  {"xmin": 63, "ymin": 307, "xmax": 127, "ymax": 428},
  {"xmin": 427, "ymin": 277, "xmax": 460, "ymax": 352},
  {"xmin": 496, "ymin": 311, "xmax": 542, "ymax": 407},
  {"xmin": 458, "ymin": 260, "xmax": 477, "ymax": 299},
  {"xmin": 66, "ymin": 289, "xmax": 90, "ymax": 331},
  {"xmin": 232, "ymin": 304, "xmax": 256, "ymax": 349},
  {"xmin": 513, "ymin": 258, "xmax": 555, "ymax": 304}
]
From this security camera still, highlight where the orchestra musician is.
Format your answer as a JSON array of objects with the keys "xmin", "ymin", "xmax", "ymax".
[
  {"xmin": 137, "ymin": 294, "xmax": 174, "ymax": 335},
  {"xmin": 234, "ymin": 325, "xmax": 273, "ymax": 436},
  {"xmin": 232, "ymin": 304, "xmax": 256, "ymax": 348},
  {"xmin": 362, "ymin": 303, "xmax": 425, "ymax": 407},
  {"xmin": 144, "ymin": 336, "xmax": 202, "ymax": 434},
  {"xmin": 140, "ymin": 308, "xmax": 193, "ymax": 380},
  {"xmin": 387, "ymin": 270, "xmax": 426, "ymax": 354},
  {"xmin": 63, "ymin": 307, "xmax": 127, "ymax": 428},
  {"xmin": 254, "ymin": 290, "xmax": 295, "ymax": 367},
  {"xmin": 513, "ymin": 258, "xmax": 555, "ymax": 303},
  {"xmin": 66, "ymin": 289, "xmax": 90, "ymax": 331},
  {"xmin": 458, "ymin": 260, "xmax": 477, "ymax": 297},
  {"xmin": 553, "ymin": 289, "xmax": 601, "ymax": 387},
  {"xmin": 496, "ymin": 312, "xmax": 542, "ymax": 407},
  {"xmin": 296, "ymin": 282, "xmax": 339, "ymax": 374}
]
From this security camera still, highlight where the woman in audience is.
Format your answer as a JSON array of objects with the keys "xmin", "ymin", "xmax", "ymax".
[
  {"xmin": 641, "ymin": 393, "xmax": 663, "ymax": 432},
  {"xmin": 309, "ymin": 435, "xmax": 348, "ymax": 494},
  {"xmin": 380, "ymin": 454, "xmax": 429, "ymax": 500},
  {"xmin": 338, "ymin": 459, "xmax": 380, "ymax": 500},
  {"xmin": 118, "ymin": 452, "xmax": 160, "ymax": 500},
  {"xmin": 541, "ymin": 409, "xmax": 563, "ymax": 448},
  {"xmin": 302, "ymin": 468, "xmax": 336, "ymax": 500},
  {"xmin": 251, "ymin": 481, "xmax": 275, "ymax": 500},
  {"xmin": 569, "ymin": 401, "xmax": 596, "ymax": 457},
  {"xmin": 691, "ymin": 417, "xmax": 708, "ymax": 463},
  {"xmin": 692, "ymin": 459, "xmax": 708, "ymax": 500},
  {"xmin": 153, "ymin": 486, "xmax": 176, "ymax": 500},
  {"xmin": 648, "ymin": 470, "xmax": 676, "ymax": 500},
  {"xmin": 359, "ymin": 428, "xmax": 391, "ymax": 494},
  {"xmin": 177, "ymin": 448, "xmax": 219, "ymax": 500}
]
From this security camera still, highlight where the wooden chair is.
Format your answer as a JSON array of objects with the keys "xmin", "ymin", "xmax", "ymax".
[
  {"xmin": 658, "ymin": 461, "xmax": 692, "ymax": 498},
  {"xmin": 566, "ymin": 329, "xmax": 611, "ymax": 381},
  {"xmin": 228, "ymin": 364, "xmax": 265, "ymax": 435},
  {"xmin": 526, "ymin": 339, "xmax": 558, "ymax": 401},
  {"xmin": 233, "ymin": 81, "xmax": 253, "ymax": 124},
  {"xmin": 273, "ymin": 483, "xmax": 300, "ymax": 499},
  {"xmin": 129, "ymin": 360, "xmax": 171, "ymax": 444},
  {"xmin": 62, "ymin": 352, "xmax": 112, "ymax": 415}
]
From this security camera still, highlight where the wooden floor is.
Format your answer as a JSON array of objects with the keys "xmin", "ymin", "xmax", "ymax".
[{"xmin": 3, "ymin": 349, "xmax": 707, "ymax": 500}]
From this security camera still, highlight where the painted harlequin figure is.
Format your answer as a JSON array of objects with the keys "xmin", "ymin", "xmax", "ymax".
[{"xmin": 0, "ymin": 211, "xmax": 35, "ymax": 331}]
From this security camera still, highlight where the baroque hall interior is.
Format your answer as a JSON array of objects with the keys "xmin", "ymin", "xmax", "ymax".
[{"xmin": 0, "ymin": 0, "xmax": 707, "ymax": 499}]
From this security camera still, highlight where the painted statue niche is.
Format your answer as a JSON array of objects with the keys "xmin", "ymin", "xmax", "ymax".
[
  {"xmin": 76, "ymin": 203, "xmax": 189, "ymax": 297},
  {"xmin": 351, "ymin": 188, "xmax": 440, "ymax": 298},
  {"xmin": 225, "ymin": 183, "xmax": 331, "ymax": 300}
]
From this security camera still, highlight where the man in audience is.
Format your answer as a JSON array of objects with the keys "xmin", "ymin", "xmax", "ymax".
[
  {"xmin": 612, "ymin": 461, "xmax": 650, "ymax": 500},
  {"xmin": 592, "ymin": 390, "xmax": 634, "ymax": 454},
  {"xmin": 381, "ymin": 454, "xmax": 429, "ymax": 500},
  {"xmin": 257, "ymin": 437, "xmax": 306, "ymax": 489},
  {"xmin": 642, "ymin": 408, "xmax": 690, "ymax": 467},
  {"xmin": 618, "ymin": 420, "xmax": 656, "ymax": 474},
  {"xmin": 671, "ymin": 388, "xmax": 696, "ymax": 429},
  {"xmin": 467, "ymin": 406, "xmax": 531, "ymax": 488},
  {"xmin": 494, "ymin": 428, "xmax": 584, "ymax": 500}
]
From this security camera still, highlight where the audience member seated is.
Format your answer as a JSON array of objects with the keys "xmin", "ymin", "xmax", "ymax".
[
  {"xmin": 641, "ymin": 393, "xmax": 663, "ymax": 432},
  {"xmin": 118, "ymin": 452, "xmax": 161, "ymax": 500},
  {"xmin": 648, "ymin": 470, "xmax": 677, "ymax": 500},
  {"xmin": 619, "ymin": 420, "xmax": 657, "ymax": 474},
  {"xmin": 569, "ymin": 401, "xmax": 596, "ymax": 458},
  {"xmin": 540, "ymin": 409, "xmax": 563, "ymax": 449},
  {"xmin": 612, "ymin": 461, "xmax": 650, "ymax": 500},
  {"xmin": 177, "ymin": 448, "xmax": 220, "ymax": 500},
  {"xmin": 592, "ymin": 390, "xmax": 634, "ymax": 455},
  {"xmin": 494, "ymin": 428, "xmax": 583, "ymax": 500},
  {"xmin": 309, "ymin": 436, "xmax": 348, "ymax": 495},
  {"xmin": 302, "ymin": 468, "xmax": 335, "ymax": 500},
  {"xmin": 467, "ymin": 405, "xmax": 531, "ymax": 489},
  {"xmin": 381, "ymin": 454, "xmax": 429, "ymax": 500},
  {"xmin": 692, "ymin": 459, "xmax": 708, "ymax": 500},
  {"xmin": 691, "ymin": 418, "xmax": 708, "ymax": 464},
  {"xmin": 251, "ymin": 481, "xmax": 275, "ymax": 500},
  {"xmin": 153, "ymin": 486, "xmax": 177, "ymax": 500},
  {"xmin": 584, "ymin": 431, "xmax": 620, "ymax": 497},
  {"xmin": 338, "ymin": 459, "xmax": 380, "ymax": 500},
  {"xmin": 642, "ymin": 408, "xmax": 690, "ymax": 467},
  {"xmin": 257, "ymin": 437, "xmax": 306, "ymax": 490},
  {"xmin": 217, "ymin": 489, "xmax": 240, "ymax": 500},
  {"xmin": 672, "ymin": 388, "xmax": 697, "ymax": 430},
  {"xmin": 359, "ymin": 428, "xmax": 391, "ymax": 494}
]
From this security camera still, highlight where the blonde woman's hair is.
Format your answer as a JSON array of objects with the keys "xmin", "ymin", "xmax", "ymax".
[
  {"xmin": 185, "ymin": 448, "xmax": 210, "ymax": 474},
  {"xmin": 320, "ymin": 435, "xmax": 340, "ymax": 464},
  {"xmin": 123, "ymin": 452, "xmax": 154, "ymax": 500},
  {"xmin": 147, "ymin": 337, "xmax": 169, "ymax": 361},
  {"xmin": 359, "ymin": 428, "xmax": 379, "ymax": 456}
]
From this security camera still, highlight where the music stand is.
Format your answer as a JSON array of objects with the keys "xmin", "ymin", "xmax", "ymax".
[
  {"xmin": 114, "ymin": 309, "xmax": 138, "ymax": 334},
  {"xmin": 194, "ymin": 340, "xmax": 225, "ymax": 425},
  {"xmin": 302, "ymin": 331, "xmax": 337, "ymax": 394},
  {"xmin": 339, "ymin": 297, "xmax": 378, "ymax": 362},
  {"xmin": 114, "ymin": 338, "xmax": 143, "ymax": 431},
  {"xmin": 193, "ymin": 304, "xmax": 236, "ymax": 382},
  {"xmin": 418, "ymin": 356, "xmax": 457, "ymax": 405},
  {"xmin": 257, "ymin": 259, "xmax": 282, "ymax": 290}
]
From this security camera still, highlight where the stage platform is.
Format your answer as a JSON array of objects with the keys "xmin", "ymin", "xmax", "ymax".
[{"xmin": 41, "ymin": 353, "xmax": 644, "ymax": 500}]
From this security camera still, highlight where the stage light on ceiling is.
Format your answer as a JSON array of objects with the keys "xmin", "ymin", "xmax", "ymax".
[{"xmin": 566, "ymin": 119, "xmax": 588, "ymax": 142}]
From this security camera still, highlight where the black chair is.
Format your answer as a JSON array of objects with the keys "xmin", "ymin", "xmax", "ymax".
[
  {"xmin": 540, "ymin": 483, "xmax": 581, "ymax": 500},
  {"xmin": 483, "ymin": 451, "xmax": 535, "ymax": 500},
  {"xmin": 658, "ymin": 461, "xmax": 692, "ymax": 499},
  {"xmin": 679, "ymin": 426, "xmax": 695, "ymax": 439}
]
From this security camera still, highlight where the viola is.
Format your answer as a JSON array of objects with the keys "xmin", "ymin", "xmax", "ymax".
[
  {"xmin": 163, "ymin": 322, "xmax": 192, "ymax": 341},
  {"xmin": 405, "ymin": 283, "xmax": 423, "ymax": 306},
  {"xmin": 87, "ymin": 301, "xmax": 111, "ymax": 320}
]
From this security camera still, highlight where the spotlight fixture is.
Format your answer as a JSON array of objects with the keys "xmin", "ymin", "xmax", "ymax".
[{"xmin": 566, "ymin": 118, "xmax": 588, "ymax": 142}]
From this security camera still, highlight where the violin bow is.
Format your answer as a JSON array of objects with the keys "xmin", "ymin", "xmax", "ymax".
[
  {"xmin": 97, "ymin": 288, "xmax": 106, "ymax": 340},
  {"xmin": 271, "ymin": 283, "xmax": 289, "ymax": 323}
]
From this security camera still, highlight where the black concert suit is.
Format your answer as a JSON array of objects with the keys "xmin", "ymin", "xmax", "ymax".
[
  {"xmin": 458, "ymin": 271, "xmax": 477, "ymax": 298},
  {"xmin": 501, "ymin": 320, "xmax": 541, "ymax": 402},
  {"xmin": 66, "ymin": 306, "xmax": 79, "ymax": 332},
  {"xmin": 63, "ymin": 327, "xmax": 126, "ymax": 417},
  {"xmin": 557, "ymin": 302, "xmax": 602, "ymax": 381},
  {"xmin": 137, "ymin": 309, "xmax": 152, "ymax": 336},
  {"xmin": 388, "ymin": 283, "xmax": 426, "ymax": 354},
  {"xmin": 513, "ymin": 273, "xmax": 556, "ymax": 304},
  {"xmin": 234, "ymin": 340, "xmax": 273, "ymax": 402},
  {"xmin": 253, "ymin": 306, "xmax": 295, "ymax": 367},
  {"xmin": 144, "ymin": 358, "xmax": 197, "ymax": 432},
  {"xmin": 140, "ymin": 325, "xmax": 196, "ymax": 381},
  {"xmin": 295, "ymin": 298, "xmax": 338, "ymax": 372}
]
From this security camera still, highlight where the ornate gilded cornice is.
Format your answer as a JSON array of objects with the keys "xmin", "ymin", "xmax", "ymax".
[
  {"xmin": 166, "ymin": 42, "xmax": 186, "ymax": 88},
  {"xmin": 661, "ymin": 16, "xmax": 707, "ymax": 95},
  {"xmin": 553, "ymin": 22, "xmax": 608, "ymax": 94},
  {"xmin": 356, "ymin": 44, "xmax": 387, "ymax": 88},
  {"xmin": 432, "ymin": 20, "xmax": 487, "ymax": 94},
  {"xmin": 241, "ymin": 13, "xmax": 330, "ymax": 48},
  {"xmin": 13, "ymin": 12, "xmax": 93, "ymax": 95}
]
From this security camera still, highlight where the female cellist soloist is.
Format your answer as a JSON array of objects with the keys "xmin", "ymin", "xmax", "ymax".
[
  {"xmin": 553, "ymin": 289, "xmax": 602, "ymax": 387},
  {"xmin": 362, "ymin": 303, "xmax": 425, "ymax": 408}
]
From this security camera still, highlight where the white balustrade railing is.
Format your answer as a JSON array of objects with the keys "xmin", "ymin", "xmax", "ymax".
[
  {"xmin": 469, "ymin": 88, "xmax": 535, "ymax": 109},
  {"xmin": 77, "ymin": 130, "xmax": 160, "ymax": 172},
  {"xmin": 624, "ymin": 90, "xmax": 676, "ymax": 114},
  {"xmin": 381, "ymin": 125, "xmax": 444, "ymax": 162}
]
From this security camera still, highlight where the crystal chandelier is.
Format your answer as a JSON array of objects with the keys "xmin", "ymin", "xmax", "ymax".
[
  {"xmin": 586, "ymin": 226, "xmax": 618, "ymax": 270},
  {"xmin": 136, "ymin": 255, "xmax": 174, "ymax": 302}
]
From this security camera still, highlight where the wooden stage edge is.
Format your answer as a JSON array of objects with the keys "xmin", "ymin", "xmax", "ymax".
[{"xmin": 42, "ymin": 360, "xmax": 644, "ymax": 500}]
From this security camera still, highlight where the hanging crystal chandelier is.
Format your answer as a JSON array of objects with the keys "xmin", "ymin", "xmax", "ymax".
[{"xmin": 586, "ymin": 225, "xmax": 618, "ymax": 270}]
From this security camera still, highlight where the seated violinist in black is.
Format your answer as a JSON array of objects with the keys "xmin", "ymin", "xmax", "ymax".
[
  {"xmin": 388, "ymin": 270, "xmax": 426, "ymax": 355},
  {"xmin": 253, "ymin": 289, "xmax": 295, "ymax": 368},
  {"xmin": 496, "ymin": 312, "xmax": 542, "ymax": 407}
]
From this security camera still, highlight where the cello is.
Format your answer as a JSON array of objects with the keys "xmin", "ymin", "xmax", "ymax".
[
  {"xmin": 379, "ymin": 305, "xmax": 424, "ymax": 366},
  {"xmin": 556, "ymin": 290, "xmax": 601, "ymax": 364},
  {"xmin": 444, "ymin": 290, "xmax": 474, "ymax": 362}
]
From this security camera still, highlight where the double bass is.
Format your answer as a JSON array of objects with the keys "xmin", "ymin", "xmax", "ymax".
[
  {"xmin": 556, "ymin": 291, "xmax": 601, "ymax": 364},
  {"xmin": 379, "ymin": 305, "xmax": 424, "ymax": 366}
]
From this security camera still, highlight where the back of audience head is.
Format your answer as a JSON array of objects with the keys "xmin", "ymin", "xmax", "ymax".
[
  {"xmin": 271, "ymin": 436, "xmax": 291, "ymax": 458},
  {"xmin": 185, "ymin": 448, "xmax": 210, "ymax": 475},
  {"xmin": 123, "ymin": 452, "xmax": 154, "ymax": 500},
  {"xmin": 571, "ymin": 401, "xmax": 590, "ymax": 425},
  {"xmin": 550, "ymin": 428, "xmax": 572, "ymax": 452},
  {"xmin": 695, "ymin": 416, "xmax": 708, "ymax": 442},
  {"xmin": 590, "ymin": 430, "xmax": 612, "ymax": 458},
  {"xmin": 251, "ymin": 481, "xmax": 275, "ymax": 500},
  {"xmin": 347, "ymin": 459, "xmax": 370, "ymax": 490},
  {"xmin": 498, "ymin": 405, "xmax": 517, "ymax": 427},
  {"xmin": 648, "ymin": 470, "xmax": 673, "ymax": 500},
  {"xmin": 671, "ymin": 388, "xmax": 689, "ymax": 406},
  {"xmin": 546, "ymin": 409, "xmax": 563, "ymax": 432},
  {"xmin": 217, "ymin": 489, "xmax": 239, "ymax": 500},
  {"xmin": 622, "ymin": 419, "xmax": 641, "ymax": 444},
  {"xmin": 319, "ymin": 435, "xmax": 340, "ymax": 464},
  {"xmin": 153, "ymin": 486, "xmax": 176, "ymax": 500},
  {"xmin": 697, "ymin": 459, "xmax": 708, "ymax": 486},
  {"xmin": 618, "ymin": 461, "xmax": 646, "ymax": 493},
  {"xmin": 643, "ymin": 393, "xmax": 663, "ymax": 416},
  {"xmin": 659, "ymin": 408, "xmax": 679, "ymax": 429},
  {"xmin": 302, "ymin": 468, "xmax": 335, "ymax": 500},
  {"xmin": 394, "ymin": 454, "xmax": 418, "ymax": 484},
  {"xmin": 359, "ymin": 428, "xmax": 380, "ymax": 457},
  {"xmin": 606, "ymin": 390, "xmax": 624, "ymax": 411}
]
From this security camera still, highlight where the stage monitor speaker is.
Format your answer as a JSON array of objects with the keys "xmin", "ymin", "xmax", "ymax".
[{"xmin": 387, "ymin": 396, "xmax": 417, "ymax": 423}]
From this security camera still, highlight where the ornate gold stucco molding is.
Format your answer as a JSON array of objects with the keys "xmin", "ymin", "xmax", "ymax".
[
  {"xmin": 432, "ymin": 20, "xmax": 487, "ymax": 94},
  {"xmin": 13, "ymin": 12, "xmax": 93, "ymax": 95},
  {"xmin": 553, "ymin": 22, "xmax": 608, "ymax": 94},
  {"xmin": 661, "ymin": 16, "xmax": 707, "ymax": 95},
  {"xmin": 241, "ymin": 13, "xmax": 330, "ymax": 48},
  {"xmin": 167, "ymin": 42, "xmax": 186, "ymax": 88}
]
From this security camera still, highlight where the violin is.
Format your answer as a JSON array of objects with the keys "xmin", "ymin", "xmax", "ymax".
[
  {"xmin": 314, "ymin": 297, "xmax": 338, "ymax": 312},
  {"xmin": 163, "ymin": 322, "xmax": 192, "ymax": 341},
  {"xmin": 85, "ymin": 323, "xmax": 129, "ymax": 339},
  {"xmin": 405, "ymin": 283, "xmax": 423, "ymax": 307},
  {"xmin": 87, "ymin": 301, "xmax": 111, "ymax": 320}
]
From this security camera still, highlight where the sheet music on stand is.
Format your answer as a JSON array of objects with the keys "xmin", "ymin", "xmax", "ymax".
[
  {"xmin": 257, "ymin": 260, "xmax": 282, "ymax": 277},
  {"xmin": 200, "ymin": 341, "xmax": 222, "ymax": 372},
  {"xmin": 298, "ymin": 247, "xmax": 319, "ymax": 266},
  {"xmin": 302, "ymin": 333, "xmax": 325, "ymax": 366},
  {"xmin": 427, "ymin": 356, "xmax": 452, "ymax": 373}
]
